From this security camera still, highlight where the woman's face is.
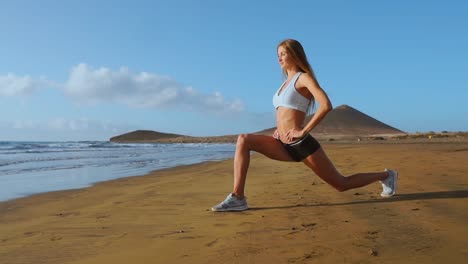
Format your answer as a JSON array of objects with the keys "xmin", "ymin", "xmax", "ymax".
[{"xmin": 277, "ymin": 46, "xmax": 293, "ymax": 70}]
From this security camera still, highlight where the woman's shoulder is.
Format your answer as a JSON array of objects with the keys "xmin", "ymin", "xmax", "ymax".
[
  {"xmin": 297, "ymin": 72, "xmax": 315, "ymax": 83},
  {"xmin": 297, "ymin": 72, "xmax": 320, "ymax": 90}
]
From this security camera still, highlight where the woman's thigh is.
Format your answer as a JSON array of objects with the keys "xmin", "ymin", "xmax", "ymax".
[
  {"xmin": 302, "ymin": 147, "xmax": 343, "ymax": 186},
  {"xmin": 241, "ymin": 134, "xmax": 295, "ymax": 162}
]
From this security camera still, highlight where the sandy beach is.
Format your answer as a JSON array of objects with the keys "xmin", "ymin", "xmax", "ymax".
[{"xmin": 1, "ymin": 142, "xmax": 467, "ymax": 264}]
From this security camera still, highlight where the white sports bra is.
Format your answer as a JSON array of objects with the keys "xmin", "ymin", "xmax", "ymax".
[{"xmin": 272, "ymin": 72, "xmax": 311, "ymax": 113}]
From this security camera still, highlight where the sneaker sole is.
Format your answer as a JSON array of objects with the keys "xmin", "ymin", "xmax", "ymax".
[
  {"xmin": 381, "ymin": 170, "xmax": 398, "ymax": 197},
  {"xmin": 211, "ymin": 206, "xmax": 248, "ymax": 212}
]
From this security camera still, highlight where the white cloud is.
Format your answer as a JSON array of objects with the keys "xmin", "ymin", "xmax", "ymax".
[
  {"xmin": 63, "ymin": 63, "xmax": 244, "ymax": 113},
  {"xmin": 12, "ymin": 120, "xmax": 40, "ymax": 129},
  {"xmin": 7, "ymin": 118, "xmax": 114, "ymax": 132},
  {"xmin": 48, "ymin": 118, "xmax": 91, "ymax": 131},
  {"xmin": 1, "ymin": 64, "xmax": 245, "ymax": 115},
  {"xmin": 0, "ymin": 73, "xmax": 51, "ymax": 96},
  {"xmin": 46, "ymin": 118, "xmax": 137, "ymax": 134}
]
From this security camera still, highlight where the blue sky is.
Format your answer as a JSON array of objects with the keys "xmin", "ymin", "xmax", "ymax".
[{"xmin": 1, "ymin": 0, "xmax": 467, "ymax": 141}]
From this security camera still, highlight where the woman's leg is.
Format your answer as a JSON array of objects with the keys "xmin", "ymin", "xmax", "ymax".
[
  {"xmin": 302, "ymin": 147, "xmax": 389, "ymax": 192},
  {"xmin": 233, "ymin": 134, "xmax": 294, "ymax": 198}
]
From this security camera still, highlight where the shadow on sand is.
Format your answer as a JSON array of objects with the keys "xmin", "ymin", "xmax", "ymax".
[{"xmin": 249, "ymin": 190, "xmax": 468, "ymax": 211}]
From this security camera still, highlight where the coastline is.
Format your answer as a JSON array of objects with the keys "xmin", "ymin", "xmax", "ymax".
[
  {"xmin": 1, "ymin": 142, "xmax": 467, "ymax": 263},
  {"xmin": 0, "ymin": 141, "xmax": 235, "ymax": 203},
  {"xmin": 110, "ymin": 132, "xmax": 468, "ymax": 144}
]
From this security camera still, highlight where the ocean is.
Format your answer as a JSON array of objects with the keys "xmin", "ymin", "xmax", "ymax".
[{"xmin": 0, "ymin": 141, "xmax": 235, "ymax": 202}]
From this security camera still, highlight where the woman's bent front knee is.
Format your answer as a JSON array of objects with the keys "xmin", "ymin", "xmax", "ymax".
[{"xmin": 236, "ymin": 134, "xmax": 250, "ymax": 148}]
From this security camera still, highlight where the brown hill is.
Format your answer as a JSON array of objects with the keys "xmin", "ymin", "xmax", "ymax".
[
  {"xmin": 110, "ymin": 105, "xmax": 405, "ymax": 143},
  {"xmin": 258, "ymin": 104, "xmax": 404, "ymax": 137},
  {"xmin": 110, "ymin": 130, "xmax": 185, "ymax": 142}
]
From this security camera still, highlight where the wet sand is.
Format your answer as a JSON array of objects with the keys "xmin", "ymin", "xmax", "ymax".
[{"xmin": 1, "ymin": 142, "xmax": 467, "ymax": 263}]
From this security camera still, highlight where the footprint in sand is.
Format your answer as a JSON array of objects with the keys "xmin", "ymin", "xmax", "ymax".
[
  {"xmin": 288, "ymin": 251, "xmax": 321, "ymax": 262},
  {"xmin": 53, "ymin": 211, "xmax": 80, "ymax": 217},
  {"xmin": 365, "ymin": 230, "xmax": 379, "ymax": 242},
  {"xmin": 415, "ymin": 245, "xmax": 432, "ymax": 253},
  {"xmin": 96, "ymin": 214, "xmax": 110, "ymax": 220},
  {"xmin": 301, "ymin": 223, "xmax": 317, "ymax": 230},
  {"xmin": 205, "ymin": 239, "xmax": 218, "ymax": 247},
  {"xmin": 50, "ymin": 236, "xmax": 63, "ymax": 241}
]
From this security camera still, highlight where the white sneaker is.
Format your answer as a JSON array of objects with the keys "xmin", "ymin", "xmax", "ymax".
[
  {"xmin": 380, "ymin": 169, "xmax": 398, "ymax": 197},
  {"xmin": 211, "ymin": 193, "xmax": 248, "ymax": 212}
]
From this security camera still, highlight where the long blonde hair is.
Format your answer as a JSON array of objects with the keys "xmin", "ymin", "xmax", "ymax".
[
  {"xmin": 277, "ymin": 39, "xmax": 316, "ymax": 79},
  {"xmin": 277, "ymin": 39, "xmax": 317, "ymax": 113}
]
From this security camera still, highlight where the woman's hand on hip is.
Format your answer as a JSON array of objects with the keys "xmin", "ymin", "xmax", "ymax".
[
  {"xmin": 272, "ymin": 129, "xmax": 280, "ymax": 140},
  {"xmin": 285, "ymin": 128, "xmax": 305, "ymax": 142}
]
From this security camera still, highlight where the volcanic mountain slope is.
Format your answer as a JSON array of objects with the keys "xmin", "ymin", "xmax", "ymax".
[
  {"xmin": 110, "ymin": 130, "xmax": 237, "ymax": 143},
  {"xmin": 258, "ymin": 104, "xmax": 404, "ymax": 136},
  {"xmin": 110, "ymin": 105, "xmax": 405, "ymax": 143},
  {"xmin": 110, "ymin": 130, "xmax": 186, "ymax": 142}
]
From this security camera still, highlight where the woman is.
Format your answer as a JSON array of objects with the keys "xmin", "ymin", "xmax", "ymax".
[{"xmin": 212, "ymin": 39, "xmax": 398, "ymax": 212}]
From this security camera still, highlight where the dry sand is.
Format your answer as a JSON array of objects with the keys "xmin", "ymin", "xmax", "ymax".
[{"xmin": 1, "ymin": 142, "xmax": 467, "ymax": 264}]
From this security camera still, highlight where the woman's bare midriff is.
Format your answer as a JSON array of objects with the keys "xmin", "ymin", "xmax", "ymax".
[{"xmin": 276, "ymin": 107, "xmax": 306, "ymax": 144}]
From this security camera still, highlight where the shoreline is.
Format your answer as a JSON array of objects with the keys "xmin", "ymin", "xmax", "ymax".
[
  {"xmin": 1, "ymin": 142, "xmax": 467, "ymax": 263},
  {"xmin": 2, "ymin": 138, "xmax": 465, "ymax": 203},
  {"xmin": 111, "ymin": 134, "xmax": 468, "ymax": 144},
  {"xmin": 0, "ymin": 158, "xmax": 227, "ymax": 205},
  {"xmin": 0, "ymin": 141, "xmax": 236, "ymax": 203},
  {"xmin": 109, "ymin": 131, "xmax": 468, "ymax": 144}
]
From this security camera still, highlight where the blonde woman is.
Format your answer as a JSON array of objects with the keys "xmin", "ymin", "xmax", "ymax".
[{"xmin": 212, "ymin": 39, "xmax": 397, "ymax": 212}]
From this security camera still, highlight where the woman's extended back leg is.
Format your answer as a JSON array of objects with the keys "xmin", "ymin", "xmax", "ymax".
[{"xmin": 302, "ymin": 147, "xmax": 388, "ymax": 192}]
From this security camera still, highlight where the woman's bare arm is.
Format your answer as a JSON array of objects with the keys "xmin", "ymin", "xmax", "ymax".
[{"xmin": 284, "ymin": 73, "xmax": 332, "ymax": 141}]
